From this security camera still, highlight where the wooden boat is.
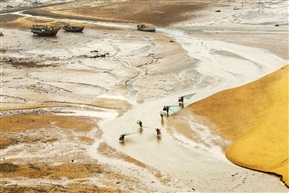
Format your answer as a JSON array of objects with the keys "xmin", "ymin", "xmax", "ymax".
[
  {"xmin": 31, "ymin": 25, "xmax": 60, "ymax": 36},
  {"xmin": 63, "ymin": 25, "xmax": 84, "ymax": 32},
  {"xmin": 137, "ymin": 24, "xmax": 155, "ymax": 32}
]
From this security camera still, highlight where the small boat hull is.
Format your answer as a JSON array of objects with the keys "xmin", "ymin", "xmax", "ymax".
[
  {"xmin": 63, "ymin": 25, "xmax": 84, "ymax": 32},
  {"xmin": 137, "ymin": 24, "xmax": 155, "ymax": 32},
  {"xmin": 31, "ymin": 25, "xmax": 60, "ymax": 36}
]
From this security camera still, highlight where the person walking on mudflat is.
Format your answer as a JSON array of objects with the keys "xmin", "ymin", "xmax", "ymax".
[
  {"xmin": 160, "ymin": 111, "xmax": 165, "ymax": 125},
  {"xmin": 163, "ymin": 106, "xmax": 169, "ymax": 117},
  {"xmin": 137, "ymin": 120, "xmax": 143, "ymax": 128},
  {"xmin": 137, "ymin": 120, "xmax": 143, "ymax": 132},
  {"xmin": 156, "ymin": 128, "xmax": 161, "ymax": 136},
  {"xmin": 119, "ymin": 134, "xmax": 126, "ymax": 143},
  {"xmin": 156, "ymin": 128, "xmax": 161, "ymax": 140},
  {"xmin": 178, "ymin": 96, "xmax": 184, "ymax": 108}
]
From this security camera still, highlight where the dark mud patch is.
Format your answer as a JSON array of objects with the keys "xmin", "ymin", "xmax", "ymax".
[
  {"xmin": 2, "ymin": 57, "xmax": 58, "ymax": 68},
  {"xmin": 0, "ymin": 14, "xmax": 23, "ymax": 23},
  {"xmin": 0, "ymin": 184, "xmax": 119, "ymax": 193},
  {"xmin": 0, "ymin": 138, "xmax": 20, "ymax": 149},
  {"xmin": 22, "ymin": 1, "xmax": 206, "ymax": 27},
  {"xmin": 23, "ymin": 8, "xmax": 128, "ymax": 26},
  {"xmin": 0, "ymin": 163, "xmax": 20, "ymax": 173},
  {"xmin": 0, "ymin": 163, "xmax": 104, "ymax": 179}
]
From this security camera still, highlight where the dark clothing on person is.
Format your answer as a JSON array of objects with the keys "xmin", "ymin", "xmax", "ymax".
[
  {"xmin": 156, "ymin": 128, "xmax": 161, "ymax": 135},
  {"xmin": 178, "ymin": 96, "xmax": 184, "ymax": 108},
  {"xmin": 163, "ymin": 106, "xmax": 169, "ymax": 117},
  {"xmin": 119, "ymin": 134, "xmax": 125, "ymax": 141}
]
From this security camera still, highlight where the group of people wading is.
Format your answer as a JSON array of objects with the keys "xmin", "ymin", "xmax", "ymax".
[
  {"xmin": 119, "ymin": 120, "xmax": 162, "ymax": 143},
  {"xmin": 119, "ymin": 94, "xmax": 195, "ymax": 143}
]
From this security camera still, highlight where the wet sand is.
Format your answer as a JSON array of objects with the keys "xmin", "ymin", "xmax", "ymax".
[
  {"xmin": 1, "ymin": 0, "xmax": 288, "ymax": 192},
  {"xmin": 0, "ymin": 26, "xmax": 195, "ymax": 192}
]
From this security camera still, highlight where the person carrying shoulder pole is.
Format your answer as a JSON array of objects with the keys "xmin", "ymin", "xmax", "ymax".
[
  {"xmin": 137, "ymin": 120, "xmax": 143, "ymax": 128},
  {"xmin": 156, "ymin": 128, "xmax": 161, "ymax": 140},
  {"xmin": 163, "ymin": 106, "xmax": 169, "ymax": 117},
  {"xmin": 178, "ymin": 96, "xmax": 184, "ymax": 108},
  {"xmin": 156, "ymin": 128, "xmax": 161, "ymax": 135},
  {"xmin": 137, "ymin": 120, "xmax": 143, "ymax": 132},
  {"xmin": 160, "ymin": 111, "xmax": 165, "ymax": 125},
  {"xmin": 119, "ymin": 134, "xmax": 125, "ymax": 142}
]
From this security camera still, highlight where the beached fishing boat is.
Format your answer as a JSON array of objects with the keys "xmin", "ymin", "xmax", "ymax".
[
  {"xmin": 137, "ymin": 24, "xmax": 155, "ymax": 32},
  {"xmin": 31, "ymin": 25, "xmax": 60, "ymax": 36},
  {"xmin": 63, "ymin": 24, "xmax": 84, "ymax": 32}
]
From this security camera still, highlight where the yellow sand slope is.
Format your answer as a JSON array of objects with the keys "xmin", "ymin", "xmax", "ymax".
[{"xmin": 188, "ymin": 65, "xmax": 288, "ymax": 186}]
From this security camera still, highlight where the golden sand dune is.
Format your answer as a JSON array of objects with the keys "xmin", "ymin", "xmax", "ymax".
[{"xmin": 188, "ymin": 65, "xmax": 288, "ymax": 186}]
